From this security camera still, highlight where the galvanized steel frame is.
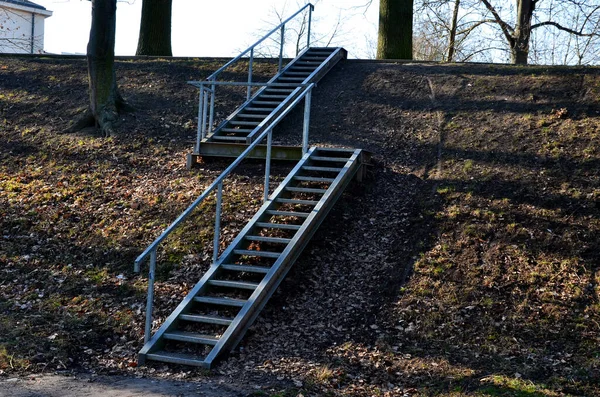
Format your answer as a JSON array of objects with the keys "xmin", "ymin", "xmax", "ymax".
[{"xmin": 134, "ymin": 83, "xmax": 315, "ymax": 345}]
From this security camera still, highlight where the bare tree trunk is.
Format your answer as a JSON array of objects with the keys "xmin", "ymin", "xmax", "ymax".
[
  {"xmin": 377, "ymin": 0, "xmax": 414, "ymax": 59},
  {"xmin": 447, "ymin": 0, "xmax": 461, "ymax": 62},
  {"xmin": 136, "ymin": 0, "xmax": 173, "ymax": 56},
  {"xmin": 64, "ymin": 0, "xmax": 129, "ymax": 136},
  {"xmin": 511, "ymin": 0, "xmax": 534, "ymax": 64}
]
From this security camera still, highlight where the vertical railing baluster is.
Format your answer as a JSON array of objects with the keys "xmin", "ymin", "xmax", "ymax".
[
  {"xmin": 213, "ymin": 182, "xmax": 223, "ymax": 264},
  {"xmin": 195, "ymin": 83, "xmax": 204, "ymax": 153},
  {"xmin": 264, "ymin": 128, "xmax": 273, "ymax": 202},
  {"xmin": 209, "ymin": 78, "xmax": 216, "ymax": 135},
  {"xmin": 302, "ymin": 86, "xmax": 312, "ymax": 155},
  {"xmin": 201, "ymin": 87, "xmax": 209, "ymax": 139},
  {"xmin": 279, "ymin": 24, "xmax": 285, "ymax": 72},
  {"xmin": 307, "ymin": 4, "xmax": 313, "ymax": 49},
  {"xmin": 247, "ymin": 49, "xmax": 254, "ymax": 101},
  {"xmin": 144, "ymin": 249, "xmax": 157, "ymax": 343}
]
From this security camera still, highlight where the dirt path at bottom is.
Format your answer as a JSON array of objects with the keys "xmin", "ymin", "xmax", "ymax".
[{"xmin": 0, "ymin": 375, "xmax": 250, "ymax": 397}]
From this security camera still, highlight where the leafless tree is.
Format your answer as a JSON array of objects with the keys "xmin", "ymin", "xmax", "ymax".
[
  {"xmin": 478, "ymin": 0, "xmax": 600, "ymax": 64},
  {"xmin": 250, "ymin": 0, "xmax": 350, "ymax": 59}
]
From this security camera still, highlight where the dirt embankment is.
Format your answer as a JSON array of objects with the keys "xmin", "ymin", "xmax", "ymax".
[{"xmin": 1, "ymin": 56, "xmax": 599, "ymax": 396}]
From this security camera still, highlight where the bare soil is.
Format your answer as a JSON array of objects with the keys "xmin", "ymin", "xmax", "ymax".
[{"xmin": 1, "ymin": 56, "xmax": 599, "ymax": 396}]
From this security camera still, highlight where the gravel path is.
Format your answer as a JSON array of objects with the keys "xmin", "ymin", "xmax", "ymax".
[{"xmin": 0, "ymin": 375, "xmax": 251, "ymax": 397}]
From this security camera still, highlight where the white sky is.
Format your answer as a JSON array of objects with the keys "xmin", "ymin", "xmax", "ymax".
[{"xmin": 35, "ymin": 0, "xmax": 379, "ymax": 58}]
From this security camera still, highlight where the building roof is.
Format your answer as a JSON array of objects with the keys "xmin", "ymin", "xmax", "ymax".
[{"xmin": 1, "ymin": 0, "xmax": 47, "ymax": 11}]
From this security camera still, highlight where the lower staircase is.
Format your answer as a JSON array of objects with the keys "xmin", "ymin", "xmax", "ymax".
[{"xmin": 139, "ymin": 147, "xmax": 368, "ymax": 368}]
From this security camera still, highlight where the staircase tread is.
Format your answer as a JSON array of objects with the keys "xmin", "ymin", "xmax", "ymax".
[
  {"xmin": 293, "ymin": 176, "xmax": 336, "ymax": 182},
  {"xmin": 221, "ymin": 264, "xmax": 271, "ymax": 273},
  {"xmin": 221, "ymin": 128, "xmax": 253, "ymax": 133},
  {"xmin": 302, "ymin": 165, "xmax": 344, "ymax": 172},
  {"xmin": 229, "ymin": 120, "xmax": 261, "ymax": 125},
  {"xmin": 255, "ymin": 222, "xmax": 303, "ymax": 230},
  {"xmin": 237, "ymin": 114, "xmax": 267, "ymax": 119},
  {"xmin": 146, "ymin": 351, "xmax": 206, "ymax": 366},
  {"xmin": 252, "ymin": 101, "xmax": 281, "ymax": 105},
  {"xmin": 208, "ymin": 279, "xmax": 260, "ymax": 289},
  {"xmin": 311, "ymin": 156, "xmax": 350, "ymax": 162},
  {"xmin": 274, "ymin": 198, "xmax": 320, "ymax": 205},
  {"xmin": 245, "ymin": 235, "xmax": 293, "ymax": 243},
  {"xmin": 179, "ymin": 314, "xmax": 233, "ymax": 325},
  {"xmin": 234, "ymin": 249, "xmax": 282, "ymax": 258},
  {"xmin": 163, "ymin": 331, "xmax": 220, "ymax": 345},
  {"xmin": 266, "ymin": 210, "xmax": 310, "ymax": 217},
  {"xmin": 285, "ymin": 187, "xmax": 327, "ymax": 193},
  {"xmin": 193, "ymin": 296, "xmax": 247, "ymax": 307}
]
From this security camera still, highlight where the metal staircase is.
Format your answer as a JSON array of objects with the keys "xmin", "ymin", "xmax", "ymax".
[
  {"xmin": 186, "ymin": 3, "xmax": 347, "ymax": 164},
  {"xmin": 138, "ymin": 148, "xmax": 367, "ymax": 368},
  {"xmin": 134, "ymin": 3, "xmax": 369, "ymax": 369},
  {"xmin": 200, "ymin": 47, "xmax": 346, "ymax": 145}
]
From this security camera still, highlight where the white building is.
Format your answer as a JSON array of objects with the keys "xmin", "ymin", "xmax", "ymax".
[{"xmin": 0, "ymin": 0, "xmax": 52, "ymax": 54}]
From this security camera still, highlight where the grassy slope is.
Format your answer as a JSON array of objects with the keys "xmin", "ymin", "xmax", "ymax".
[{"xmin": 1, "ymin": 57, "xmax": 599, "ymax": 396}]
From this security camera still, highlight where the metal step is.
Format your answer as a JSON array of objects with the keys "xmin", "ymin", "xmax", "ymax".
[
  {"xmin": 278, "ymin": 77, "xmax": 305, "ymax": 81},
  {"xmin": 220, "ymin": 264, "xmax": 271, "ymax": 273},
  {"xmin": 145, "ymin": 351, "xmax": 206, "ymax": 367},
  {"xmin": 208, "ymin": 279, "xmax": 259, "ymax": 290},
  {"xmin": 265, "ymin": 88, "xmax": 296, "ymax": 93},
  {"xmin": 234, "ymin": 249, "xmax": 281, "ymax": 258},
  {"xmin": 236, "ymin": 114, "xmax": 266, "ymax": 119},
  {"xmin": 293, "ymin": 176, "xmax": 336, "ymax": 183},
  {"xmin": 245, "ymin": 107, "xmax": 273, "ymax": 112},
  {"xmin": 179, "ymin": 314, "xmax": 233, "ymax": 326},
  {"xmin": 229, "ymin": 120, "xmax": 261, "ymax": 126},
  {"xmin": 212, "ymin": 136, "xmax": 247, "ymax": 141},
  {"xmin": 285, "ymin": 71, "xmax": 312, "ymax": 76},
  {"xmin": 163, "ymin": 331, "xmax": 219, "ymax": 345},
  {"xmin": 252, "ymin": 101, "xmax": 281, "ymax": 106},
  {"xmin": 302, "ymin": 166, "xmax": 344, "ymax": 172},
  {"xmin": 289, "ymin": 66, "xmax": 317, "ymax": 71},
  {"xmin": 266, "ymin": 210, "xmax": 310, "ymax": 218},
  {"xmin": 221, "ymin": 128, "xmax": 254, "ymax": 133},
  {"xmin": 245, "ymin": 235, "xmax": 293, "ymax": 244},
  {"xmin": 260, "ymin": 94, "xmax": 288, "ymax": 99},
  {"xmin": 255, "ymin": 222, "xmax": 302, "ymax": 230},
  {"xmin": 311, "ymin": 156, "xmax": 350, "ymax": 162},
  {"xmin": 285, "ymin": 187, "xmax": 327, "ymax": 194},
  {"xmin": 274, "ymin": 198, "xmax": 320, "ymax": 205},
  {"xmin": 193, "ymin": 296, "xmax": 246, "ymax": 307}
]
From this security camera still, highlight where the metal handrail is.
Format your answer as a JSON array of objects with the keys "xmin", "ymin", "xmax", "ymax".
[
  {"xmin": 134, "ymin": 83, "xmax": 315, "ymax": 343},
  {"xmin": 205, "ymin": 3, "xmax": 314, "ymax": 82}
]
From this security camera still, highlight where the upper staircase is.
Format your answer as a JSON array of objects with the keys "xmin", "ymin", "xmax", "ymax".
[{"xmin": 205, "ymin": 47, "xmax": 346, "ymax": 145}]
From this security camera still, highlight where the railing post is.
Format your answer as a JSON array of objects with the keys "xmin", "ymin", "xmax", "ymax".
[
  {"xmin": 307, "ymin": 4, "xmax": 313, "ymax": 49},
  {"xmin": 209, "ymin": 78, "xmax": 216, "ymax": 134},
  {"xmin": 195, "ymin": 83, "xmax": 204, "ymax": 153},
  {"xmin": 247, "ymin": 49, "xmax": 254, "ymax": 100},
  {"xmin": 278, "ymin": 24, "xmax": 285, "ymax": 72},
  {"xmin": 264, "ymin": 128, "xmax": 273, "ymax": 202},
  {"xmin": 201, "ymin": 86, "xmax": 209, "ymax": 139},
  {"xmin": 213, "ymin": 182, "xmax": 223, "ymax": 264},
  {"xmin": 144, "ymin": 249, "xmax": 157, "ymax": 343},
  {"xmin": 302, "ymin": 86, "xmax": 312, "ymax": 155}
]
